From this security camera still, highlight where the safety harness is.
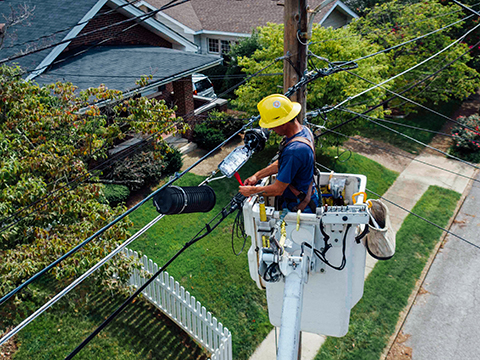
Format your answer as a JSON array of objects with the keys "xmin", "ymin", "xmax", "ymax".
[{"xmin": 278, "ymin": 127, "xmax": 317, "ymax": 213}]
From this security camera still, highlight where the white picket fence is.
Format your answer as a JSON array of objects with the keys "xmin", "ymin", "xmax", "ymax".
[{"xmin": 124, "ymin": 249, "xmax": 233, "ymax": 360}]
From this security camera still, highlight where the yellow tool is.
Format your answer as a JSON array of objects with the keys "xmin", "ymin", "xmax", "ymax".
[
  {"xmin": 259, "ymin": 196, "xmax": 267, "ymax": 222},
  {"xmin": 279, "ymin": 221, "xmax": 287, "ymax": 248},
  {"xmin": 296, "ymin": 210, "xmax": 301, "ymax": 231},
  {"xmin": 262, "ymin": 235, "xmax": 270, "ymax": 248}
]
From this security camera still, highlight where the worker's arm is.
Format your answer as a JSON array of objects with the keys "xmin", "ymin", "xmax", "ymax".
[
  {"xmin": 243, "ymin": 160, "xmax": 279, "ymax": 186},
  {"xmin": 239, "ymin": 178, "xmax": 289, "ymax": 197}
]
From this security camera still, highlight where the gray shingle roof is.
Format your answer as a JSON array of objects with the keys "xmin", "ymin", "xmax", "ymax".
[
  {"xmin": 0, "ymin": 0, "xmax": 99, "ymax": 71},
  {"xmin": 147, "ymin": 0, "xmax": 343, "ymax": 34},
  {"xmin": 34, "ymin": 46, "xmax": 221, "ymax": 92}
]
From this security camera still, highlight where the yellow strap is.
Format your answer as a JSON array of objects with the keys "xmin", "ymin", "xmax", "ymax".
[
  {"xmin": 296, "ymin": 210, "xmax": 301, "ymax": 231},
  {"xmin": 279, "ymin": 221, "xmax": 287, "ymax": 248}
]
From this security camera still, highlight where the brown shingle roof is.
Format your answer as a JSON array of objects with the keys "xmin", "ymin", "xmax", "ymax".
[{"xmin": 148, "ymin": 0, "xmax": 342, "ymax": 34}]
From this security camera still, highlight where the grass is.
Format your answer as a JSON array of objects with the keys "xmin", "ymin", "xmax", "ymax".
[
  {"xmin": 317, "ymin": 147, "xmax": 399, "ymax": 198},
  {"xmin": 12, "ymin": 284, "xmax": 208, "ymax": 360},
  {"xmin": 315, "ymin": 185, "xmax": 461, "ymax": 360},
  {"xmin": 11, "ymin": 145, "xmax": 399, "ymax": 360},
  {"xmin": 127, "ymin": 145, "xmax": 398, "ymax": 359},
  {"xmin": 359, "ymin": 100, "xmax": 461, "ymax": 153}
]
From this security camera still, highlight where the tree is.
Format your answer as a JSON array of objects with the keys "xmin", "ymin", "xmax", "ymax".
[
  {"xmin": 232, "ymin": 23, "xmax": 391, "ymax": 146},
  {"xmin": 0, "ymin": 65, "xmax": 179, "ymax": 301},
  {"xmin": 354, "ymin": 0, "xmax": 478, "ymax": 112}
]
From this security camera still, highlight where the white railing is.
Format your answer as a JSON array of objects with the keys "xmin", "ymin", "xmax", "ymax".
[{"xmin": 124, "ymin": 249, "xmax": 233, "ymax": 360}]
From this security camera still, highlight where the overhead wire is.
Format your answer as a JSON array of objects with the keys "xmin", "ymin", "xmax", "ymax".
[
  {"xmin": 64, "ymin": 194, "xmax": 246, "ymax": 359},
  {"xmin": 313, "ymin": 37, "xmax": 480, "ymax": 140},
  {"xmin": 328, "ymin": 20, "xmax": 480, "ymax": 112},
  {"xmin": 343, "ymin": 69, "xmax": 480, "ymax": 135},
  {"xmin": 337, "ymin": 107, "xmax": 480, "ymax": 170},
  {"xmin": 308, "ymin": 123, "xmax": 480, "ymax": 185},
  {"xmin": 307, "ymin": 2, "xmax": 480, "ymax": 46},
  {"xmin": 0, "ymin": 213, "xmax": 165, "ymax": 347}
]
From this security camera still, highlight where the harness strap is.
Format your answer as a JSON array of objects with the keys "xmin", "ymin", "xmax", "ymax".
[{"xmin": 281, "ymin": 128, "xmax": 316, "ymax": 212}]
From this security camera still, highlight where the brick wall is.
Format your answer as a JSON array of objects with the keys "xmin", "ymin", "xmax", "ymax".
[
  {"xmin": 173, "ymin": 78, "xmax": 198, "ymax": 140},
  {"xmin": 66, "ymin": 5, "xmax": 172, "ymax": 51}
]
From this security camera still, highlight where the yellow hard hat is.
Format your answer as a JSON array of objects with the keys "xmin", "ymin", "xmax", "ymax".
[{"xmin": 257, "ymin": 94, "xmax": 301, "ymax": 128}]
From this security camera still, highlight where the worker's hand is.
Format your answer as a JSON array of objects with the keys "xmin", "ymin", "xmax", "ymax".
[
  {"xmin": 239, "ymin": 185, "xmax": 260, "ymax": 197},
  {"xmin": 243, "ymin": 175, "xmax": 258, "ymax": 186}
]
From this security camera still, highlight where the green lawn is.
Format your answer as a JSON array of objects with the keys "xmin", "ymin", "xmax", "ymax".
[
  {"xmin": 9, "ymin": 145, "xmax": 398, "ymax": 360},
  {"xmin": 127, "ymin": 146, "xmax": 398, "ymax": 359},
  {"xmin": 13, "ymin": 283, "xmax": 208, "ymax": 360},
  {"xmin": 359, "ymin": 100, "xmax": 461, "ymax": 153},
  {"xmin": 315, "ymin": 185, "xmax": 461, "ymax": 360}
]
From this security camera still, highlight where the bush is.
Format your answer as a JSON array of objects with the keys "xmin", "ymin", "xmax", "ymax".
[
  {"xmin": 193, "ymin": 110, "xmax": 245, "ymax": 150},
  {"xmin": 449, "ymin": 114, "xmax": 480, "ymax": 163},
  {"xmin": 103, "ymin": 184, "xmax": 130, "ymax": 206},
  {"xmin": 193, "ymin": 123, "xmax": 226, "ymax": 151},
  {"xmin": 110, "ymin": 145, "xmax": 165, "ymax": 191},
  {"xmin": 205, "ymin": 110, "xmax": 245, "ymax": 138},
  {"xmin": 163, "ymin": 146, "xmax": 183, "ymax": 175}
]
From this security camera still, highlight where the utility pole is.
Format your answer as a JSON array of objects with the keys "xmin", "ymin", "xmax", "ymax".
[{"xmin": 284, "ymin": 0, "xmax": 308, "ymax": 122}]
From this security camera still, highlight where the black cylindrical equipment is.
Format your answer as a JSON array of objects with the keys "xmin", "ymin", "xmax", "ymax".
[{"xmin": 153, "ymin": 186, "xmax": 216, "ymax": 215}]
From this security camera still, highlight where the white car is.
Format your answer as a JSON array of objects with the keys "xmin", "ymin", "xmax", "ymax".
[{"xmin": 192, "ymin": 73, "xmax": 217, "ymax": 99}]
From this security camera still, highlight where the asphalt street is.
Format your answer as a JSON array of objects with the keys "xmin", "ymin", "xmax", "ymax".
[{"xmin": 402, "ymin": 171, "xmax": 480, "ymax": 360}]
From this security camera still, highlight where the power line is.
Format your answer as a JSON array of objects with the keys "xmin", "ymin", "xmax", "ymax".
[
  {"xmin": 328, "ymin": 21, "xmax": 480, "ymax": 112},
  {"xmin": 310, "ymin": 123, "xmax": 480, "ymax": 185},
  {"xmin": 312, "ymin": 36, "xmax": 480, "ymax": 140},
  {"xmin": 64, "ymin": 194, "xmax": 245, "ymax": 359},
  {"xmin": 343, "ymin": 69, "xmax": 480, "ymax": 136},
  {"xmin": 308, "ymin": 2, "xmax": 480, "ymax": 47},
  {"xmin": 315, "ymin": 161, "xmax": 480, "ymax": 251},
  {"xmin": 337, "ymin": 107, "xmax": 480, "ymax": 170},
  {"xmin": 343, "ymin": 14, "xmax": 474, "ymax": 67},
  {"xmin": 0, "ymin": 213, "xmax": 165, "ymax": 347}
]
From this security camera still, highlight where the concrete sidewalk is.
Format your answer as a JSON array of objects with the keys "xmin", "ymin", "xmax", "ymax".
[{"xmin": 249, "ymin": 150, "xmax": 476, "ymax": 360}]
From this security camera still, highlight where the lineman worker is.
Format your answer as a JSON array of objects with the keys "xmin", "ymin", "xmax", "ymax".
[{"xmin": 239, "ymin": 94, "xmax": 319, "ymax": 213}]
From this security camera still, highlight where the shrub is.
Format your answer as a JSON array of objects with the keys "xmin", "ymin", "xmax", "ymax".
[
  {"xmin": 449, "ymin": 114, "xmax": 480, "ymax": 163},
  {"xmin": 103, "ymin": 184, "xmax": 130, "ymax": 206},
  {"xmin": 204, "ymin": 110, "xmax": 245, "ymax": 138},
  {"xmin": 163, "ymin": 146, "xmax": 183, "ymax": 176},
  {"xmin": 110, "ymin": 145, "xmax": 165, "ymax": 191},
  {"xmin": 193, "ymin": 123, "xmax": 226, "ymax": 151}
]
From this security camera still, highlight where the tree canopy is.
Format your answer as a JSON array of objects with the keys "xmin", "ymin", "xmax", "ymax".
[
  {"xmin": 0, "ymin": 65, "xmax": 178, "ymax": 299},
  {"xmin": 354, "ymin": 0, "xmax": 478, "ymax": 112},
  {"xmin": 232, "ymin": 22, "xmax": 390, "ymax": 146}
]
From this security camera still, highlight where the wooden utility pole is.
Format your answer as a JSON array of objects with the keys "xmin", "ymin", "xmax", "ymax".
[{"xmin": 284, "ymin": 0, "xmax": 308, "ymax": 122}]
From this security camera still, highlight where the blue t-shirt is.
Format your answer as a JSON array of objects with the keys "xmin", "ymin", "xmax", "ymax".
[{"xmin": 276, "ymin": 127, "xmax": 314, "ymax": 200}]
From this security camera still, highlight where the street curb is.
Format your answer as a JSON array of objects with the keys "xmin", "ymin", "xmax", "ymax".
[{"xmin": 380, "ymin": 167, "xmax": 480, "ymax": 360}]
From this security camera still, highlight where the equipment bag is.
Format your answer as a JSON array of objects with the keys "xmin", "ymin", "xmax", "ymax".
[{"xmin": 365, "ymin": 199, "xmax": 396, "ymax": 260}]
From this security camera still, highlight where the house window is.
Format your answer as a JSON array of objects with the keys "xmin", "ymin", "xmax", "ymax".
[
  {"xmin": 221, "ymin": 40, "xmax": 231, "ymax": 54},
  {"xmin": 208, "ymin": 38, "xmax": 219, "ymax": 53}
]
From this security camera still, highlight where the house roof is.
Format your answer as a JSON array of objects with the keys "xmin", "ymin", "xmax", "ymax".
[
  {"xmin": 146, "ymin": 0, "xmax": 355, "ymax": 34},
  {"xmin": 0, "ymin": 0, "xmax": 100, "ymax": 71},
  {"xmin": 34, "ymin": 46, "xmax": 222, "ymax": 92},
  {"xmin": 0, "ymin": 0, "xmax": 199, "ymax": 79}
]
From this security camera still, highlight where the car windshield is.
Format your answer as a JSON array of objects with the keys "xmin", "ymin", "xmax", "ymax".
[{"xmin": 194, "ymin": 79, "xmax": 212, "ymax": 92}]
